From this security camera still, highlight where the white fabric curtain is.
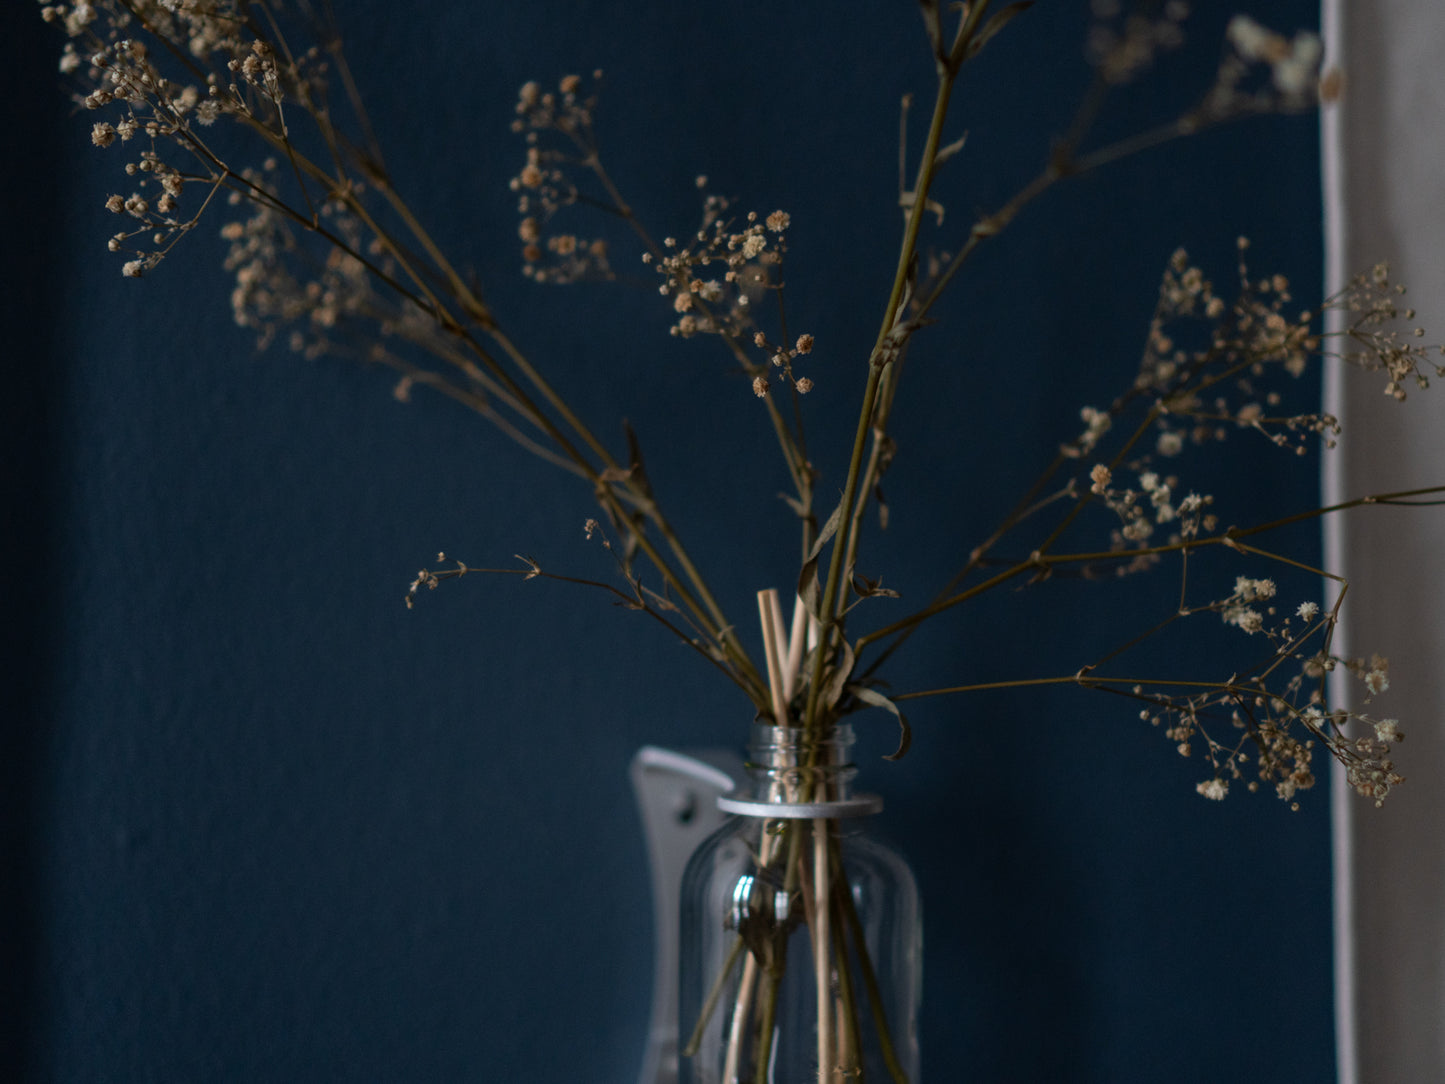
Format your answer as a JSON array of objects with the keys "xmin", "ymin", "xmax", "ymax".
[{"xmin": 1325, "ymin": 2, "xmax": 1445, "ymax": 1080}]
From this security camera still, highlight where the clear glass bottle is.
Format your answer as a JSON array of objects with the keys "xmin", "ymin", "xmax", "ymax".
[{"xmin": 678, "ymin": 723, "xmax": 921, "ymax": 1083}]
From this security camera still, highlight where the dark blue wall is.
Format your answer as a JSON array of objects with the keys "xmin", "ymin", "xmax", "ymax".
[{"xmin": 10, "ymin": 2, "xmax": 1330, "ymax": 1080}]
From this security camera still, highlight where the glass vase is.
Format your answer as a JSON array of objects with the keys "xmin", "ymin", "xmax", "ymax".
[{"xmin": 678, "ymin": 723, "xmax": 921, "ymax": 1083}]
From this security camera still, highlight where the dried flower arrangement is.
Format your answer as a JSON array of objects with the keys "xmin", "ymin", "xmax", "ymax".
[{"xmin": 40, "ymin": 0, "xmax": 1444, "ymax": 1077}]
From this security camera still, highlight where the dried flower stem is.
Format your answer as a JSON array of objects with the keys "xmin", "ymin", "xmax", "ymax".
[
  {"xmin": 857, "ymin": 483, "xmax": 1445, "ymax": 655},
  {"xmin": 813, "ymin": 821, "xmax": 834, "ymax": 1081},
  {"xmin": 802, "ymin": 25, "xmax": 966, "ymax": 736},
  {"xmin": 583, "ymin": 152, "xmax": 819, "ymax": 546}
]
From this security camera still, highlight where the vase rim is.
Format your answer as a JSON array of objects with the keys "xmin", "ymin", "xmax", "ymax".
[{"xmin": 716, "ymin": 792, "xmax": 883, "ymax": 819}]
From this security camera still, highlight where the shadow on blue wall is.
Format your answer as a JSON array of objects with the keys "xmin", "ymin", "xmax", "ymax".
[{"xmin": 3, "ymin": 2, "xmax": 66, "ymax": 1073}]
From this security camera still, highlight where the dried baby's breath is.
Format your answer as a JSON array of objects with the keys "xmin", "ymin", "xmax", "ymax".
[{"xmin": 43, "ymin": 1, "xmax": 1438, "ymax": 808}]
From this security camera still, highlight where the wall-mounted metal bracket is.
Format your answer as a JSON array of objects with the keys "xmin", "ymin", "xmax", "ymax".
[{"xmin": 630, "ymin": 746, "xmax": 743, "ymax": 1084}]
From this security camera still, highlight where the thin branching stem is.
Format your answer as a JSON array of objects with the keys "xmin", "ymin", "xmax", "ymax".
[
  {"xmin": 801, "ymin": 44, "xmax": 965, "ymax": 736},
  {"xmin": 856, "ymin": 484, "xmax": 1445, "ymax": 653}
]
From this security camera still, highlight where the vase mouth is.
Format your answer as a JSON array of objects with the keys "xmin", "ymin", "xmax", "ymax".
[
  {"xmin": 748, "ymin": 721, "xmax": 855, "ymax": 748},
  {"xmin": 745, "ymin": 722, "xmax": 857, "ymax": 803}
]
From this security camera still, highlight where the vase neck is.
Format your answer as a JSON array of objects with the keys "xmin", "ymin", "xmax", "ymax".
[{"xmin": 744, "ymin": 724, "xmax": 856, "ymax": 804}]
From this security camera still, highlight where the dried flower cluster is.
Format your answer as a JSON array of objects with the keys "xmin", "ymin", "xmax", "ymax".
[
  {"xmin": 44, "ymin": 0, "xmax": 333, "ymax": 281},
  {"xmin": 510, "ymin": 73, "xmax": 614, "ymax": 284},
  {"xmin": 649, "ymin": 206, "xmax": 785, "ymax": 338},
  {"xmin": 1329, "ymin": 262, "xmax": 1444, "ymax": 400},
  {"xmin": 1087, "ymin": 464, "xmax": 1216, "ymax": 556},
  {"xmin": 220, "ymin": 160, "xmax": 374, "ymax": 355},
  {"xmin": 1133, "ymin": 609, "xmax": 1403, "ymax": 810},
  {"xmin": 1116, "ymin": 242, "xmax": 1338, "ymax": 459},
  {"xmin": 1086, "ymin": 0, "xmax": 1191, "ymax": 85},
  {"xmin": 1087, "ymin": 3, "xmax": 1323, "ymax": 114},
  {"xmin": 1036, "ymin": 233, "xmax": 1433, "ymax": 802},
  {"xmin": 646, "ymin": 198, "xmax": 817, "ymax": 399},
  {"xmin": 1061, "ymin": 235, "xmax": 1435, "ymax": 569},
  {"xmin": 1221, "ymin": 14, "xmax": 1323, "ymax": 104},
  {"xmin": 508, "ymin": 79, "xmax": 819, "ymax": 402}
]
